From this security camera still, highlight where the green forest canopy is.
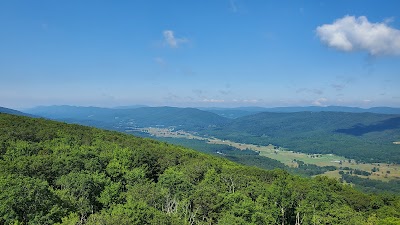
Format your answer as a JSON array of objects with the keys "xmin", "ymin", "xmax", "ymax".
[{"xmin": 0, "ymin": 113, "xmax": 400, "ymax": 225}]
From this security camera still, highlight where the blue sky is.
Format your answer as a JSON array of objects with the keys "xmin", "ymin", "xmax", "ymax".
[{"xmin": 1, "ymin": 0, "xmax": 400, "ymax": 109}]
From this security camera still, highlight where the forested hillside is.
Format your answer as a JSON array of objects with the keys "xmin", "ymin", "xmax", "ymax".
[
  {"xmin": 1, "ymin": 113, "xmax": 400, "ymax": 224},
  {"xmin": 25, "ymin": 106, "xmax": 229, "ymax": 131},
  {"xmin": 0, "ymin": 107, "xmax": 33, "ymax": 117},
  {"xmin": 207, "ymin": 111, "xmax": 400, "ymax": 163}
]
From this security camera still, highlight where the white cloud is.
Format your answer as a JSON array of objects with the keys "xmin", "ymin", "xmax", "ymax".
[
  {"xmin": 243, "ymin": 99, "xmax": 259, "ymax": 103},
  {"xmin": 316, "ymin": 15, "xmax": 400, "ymax": 56},
  {"xmin": 312, "ymin": 98, "xmax": 328, "ymax": 106},
  {"xmin": 296, "ymin": 88, "xmax": 324, "ymax": 95},
  {"xmin": 202, "ymin": 98, "xmax": 225, "ymax": 103},
  {"xmin": 331, "ymin": 84, "xmax": 345, "ymax": 91},
  {"xmin": 163, "ymin": 30, "xmax": 188, "ymax": 48}
]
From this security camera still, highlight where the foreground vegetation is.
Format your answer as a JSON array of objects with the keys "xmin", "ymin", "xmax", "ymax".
[{"xmin": 1, "ymin": 113, "xmax": 400, "ymax": 224}]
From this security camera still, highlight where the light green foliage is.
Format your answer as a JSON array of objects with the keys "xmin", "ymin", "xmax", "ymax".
[
  {"xmin": 55, "ymin": 172, "xmax": 110, "ymax": 222},
  {"xmin": 158, "ymin": 167, "xmax": 194, "ymax": 198}
]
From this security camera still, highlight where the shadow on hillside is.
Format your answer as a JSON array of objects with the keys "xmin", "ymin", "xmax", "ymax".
[{"xmin": 335, "ymin": 117, "xmax": 400, "ymax": 136}]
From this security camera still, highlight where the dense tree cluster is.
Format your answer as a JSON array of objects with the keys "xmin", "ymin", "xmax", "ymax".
[
  {"xmin": 1, "ymin": 113, "xmax": 400, "ymax": 224},
  {"xmin": 341, "ymin": 174, "xmax": 400, "ymax": 194}
]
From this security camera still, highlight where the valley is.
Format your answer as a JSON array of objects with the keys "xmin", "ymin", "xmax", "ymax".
[
  {"xmin": 17, "ymin": 105, "xmax": 400, "ymax": 193},
  {"xmin": 133, "ymin": 127, "xmax": 400, "ymax": 182}
]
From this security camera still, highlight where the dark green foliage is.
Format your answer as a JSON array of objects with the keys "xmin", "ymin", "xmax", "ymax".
[
  {"xmin": 293, "ymin": 160, "xmax": 337, "ymax": 176},
  {"xmin": 352, "ymin": 169, "xmax": 372, "ymax": 176},
  {"xmin": 341, "ymin": 174, "xmax": 400, "ymax": 194},
  {"xmin": 0, "ymin": 114, "xmax": 399, "ymax": 224}
]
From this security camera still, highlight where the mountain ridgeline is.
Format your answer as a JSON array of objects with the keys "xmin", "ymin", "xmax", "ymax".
[
  {"xmin": 202, "ymin": 106, "xmax": 400, "ymax": 119},
  {"xmin": 1, "ymin": 113, "xmax": 400, "ymax": 224},
  {"xmin": 24, "ymin": 105, "xmax": 400, "ymax": 164},
  {"xmin": 0, "ymin": 106, "xmax": 33, "ymax": 117},
  {"xmin": 25, "ymin": 105, "xmax": 229, "ymax": 131}
]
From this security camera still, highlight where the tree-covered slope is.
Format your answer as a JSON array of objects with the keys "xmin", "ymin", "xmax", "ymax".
[
  {"xmin": 0, "ymin": 113, "xmax": 400, "ymax": 224},
  {"xmin": 206, "ymin": 111, "xmax": 400, "ymax": 163},
  {"xmin": 0, "ymin": 106, "xmax": 33, "ymax": 117},
  {"xmin": 24, "ymin": 105, "xmax": 229, "ymax": 130}
]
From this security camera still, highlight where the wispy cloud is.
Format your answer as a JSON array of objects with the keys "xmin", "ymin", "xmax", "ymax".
[
  {"xmin": 312, "ymin": 98, "xmax": 328, "ymax": 106},
  {"xmin": 316, "ymin": 15, "xmax": 400, "ymax": 56},
  {"xmin": 219, "ymin": 89, "xmax": 231, "ymax": 95},
  {"xmin": 219, "ymin": 84, "xmax": 231, "ymax": 95},
  {"xmin": 243, "ymin": 99, "xmax": 259, "ymax": 103},
  {"xmin": 232, "ymin": 99, "xmax": 260, "ymax": 104},
  {"xmin": 164, "ymin": 92, "xmax": 181, "ymax": 101},
  {"xmin": 296, "ymin": 88, "xmax": 324, "ymax": 95},
  {"xmin": 331, "ymin": 84, "xmax": 345, "ymax": 91},
  {"xmin": 181, "ymin": 68, "xmax": 196, "ymax": 76},
  {"xmin": 331, "ymin": 76, "xmax": 356, "ymax": 92},
  {"xmin": 192, "ymin": 89, "xmax": 206, "ymax": 99},
  {"xmin": 163, "ymin": 30, "xmax": 188, "ymax": 48},
  {"xmin": 202, "ymin": 98, "xmax": 225, "ymax": 103}
]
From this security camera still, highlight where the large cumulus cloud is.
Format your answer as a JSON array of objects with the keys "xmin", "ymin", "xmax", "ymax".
[{"xmin": 316, "ymin": 15, "xmax": 400, "ymax": 56}]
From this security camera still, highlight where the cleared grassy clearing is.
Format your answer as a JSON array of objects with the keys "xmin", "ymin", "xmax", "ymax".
[{"xmin": 129, "ymin": 127, "xmax": 206, "ymax": 140}]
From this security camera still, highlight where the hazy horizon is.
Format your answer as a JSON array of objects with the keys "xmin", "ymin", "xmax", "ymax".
[
  {"xmin": 1, "ymin": 1, "xmax": 400, "ymax": 109},
  {"xmin": 9, "ymin": 103, "xmax": 400, "ymax": 112}
]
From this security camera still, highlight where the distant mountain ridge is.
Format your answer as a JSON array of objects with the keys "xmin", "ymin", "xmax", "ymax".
[
  {"xmin": 201, "ymin": 106, "xmax": 400, "ymax": 118},
  {"xmin": 0, "ymin": 106, "xmax": 33, "ymax": 117},
  {"xmin": 24, "ymin": 105, "xmax": 230, "ymax": 130}
]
